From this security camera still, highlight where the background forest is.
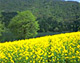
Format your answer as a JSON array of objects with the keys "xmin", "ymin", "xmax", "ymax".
[{"xmin": 0, "ymin": 0, "xmax": 80, "ymax": 42}]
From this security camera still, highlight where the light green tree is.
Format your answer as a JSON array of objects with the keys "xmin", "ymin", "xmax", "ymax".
[{"xmin": 8, "ymin": 11, "xmax": 39, "ymax": 39}]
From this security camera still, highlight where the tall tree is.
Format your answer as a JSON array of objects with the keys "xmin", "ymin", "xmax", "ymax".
[{"xmin": 8, "ymin": 11, "xmax": 39, "ymax": 39}]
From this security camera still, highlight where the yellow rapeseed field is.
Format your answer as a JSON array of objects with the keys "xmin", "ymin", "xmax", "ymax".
[{"xmin": 0, "ymin": 32, "xmax": 80, "ymax": 63}]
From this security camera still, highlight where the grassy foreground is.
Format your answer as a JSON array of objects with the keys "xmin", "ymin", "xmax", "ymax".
[{"xmin": 0, "ymin": 32, "xmax": 80, "ymax": 63}]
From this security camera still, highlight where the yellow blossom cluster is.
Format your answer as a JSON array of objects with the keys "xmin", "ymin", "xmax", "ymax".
[{"xmin": 0, "ymin": 32, "xmax": 80, "ymax": 63}]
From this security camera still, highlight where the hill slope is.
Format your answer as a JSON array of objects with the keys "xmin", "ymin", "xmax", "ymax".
[
  {"xmin": 0, "ymin": 0, "xmax": 80, "ymax": 21},
  {"xmin": 0, "ymin": 0, "xmax": 80, "ymax": 32}
]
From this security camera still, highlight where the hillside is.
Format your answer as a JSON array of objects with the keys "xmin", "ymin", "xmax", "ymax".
[
  {"xmin": 0, "ymin": 0, "xmax": 80, "ymax": 42},
  {"xmin": 0, "ymin": 32, "xmax": 80, "ymax": 63},
  {"xmin": 0, "ymin": 0, "xmax": 65, "ymax": 11},
  {"xmin": 0, "ymin": 0, "xmax": 80, "ymax": 22},
  {"xmin": 0, "ymin": 0, "xmax": 80, "ymax": 30},
  {"xmin": 0, "ymin": 0, "xmax": 64, "ymax": 12}
]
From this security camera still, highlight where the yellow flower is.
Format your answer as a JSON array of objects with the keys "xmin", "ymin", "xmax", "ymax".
[
  {"xmin": 26, "ymin": 57, "xmax": 28, "ymax": 60},
  {"xmin": 33, "ymin": 60, "xmax": 35, "ymax": 63},
  {"xmin": 72, "ymin": 56, "xmax": 75, "ymax": 58},
  {"xmin": 53, "ymin": 59, "xmax": 55, "ymax": 62},
  {"xmin": 77, "ymin": 45, "xmax": 80, "ymax": 48},
  {"xmin": 0, "ymin": 32, "xmax": 80, "ymax": 62},
  {"xmin": 11, "ymin": 60, "xmax": 14, "ymax": 63},
  {"xmin": 65, "ymin": 57, "xmax": 69, "ymax": 59}
]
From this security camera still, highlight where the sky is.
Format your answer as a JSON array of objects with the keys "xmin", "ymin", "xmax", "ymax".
[{"xmin": 65, "ymin": 0, "xmax": 80, "ymax": 2}]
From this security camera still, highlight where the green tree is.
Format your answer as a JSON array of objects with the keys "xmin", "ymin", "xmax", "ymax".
[
  {"xmin": 8, "ymin": 11, "xmax": 39, "ymax": 39},
  {"xmin": 78, "ymin": 26, "xmax": 80, "ymax": 31},
  {"xmin": 0, "ymin": 21, "xmax": 5, "ymax": 36}
]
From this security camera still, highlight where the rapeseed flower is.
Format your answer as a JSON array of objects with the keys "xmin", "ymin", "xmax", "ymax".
[{"xmin": 0, "ymin": 32, "xmax": 80, "ymax": 63}]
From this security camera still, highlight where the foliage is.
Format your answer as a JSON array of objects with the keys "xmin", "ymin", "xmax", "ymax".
[
  {"xmin": 78, "ymin": 26, "xmax": 80, "ymax": 31},
  {"xmin": 0, "ymin": 32, "xmax": 80, "ymax": 63},
  {"xmin": 0, "ymin": 21, "xmax": 5, "ymax": 36},
  {"xmin": 1, "ymin": 12, "xmax": 17, "ymax": 27},
  {"xmin": 8, "ymin": 11, "xmax": 39, "ymax": 39},
  {"xmin": 0, "ymin": 0, "xmax": 80, "ymax": 42},
  {"xmin": 0, "ymin": 28, "xmax": 16, "ymax": 42},
  {"xmin": 0, "ymin": 0, "xmax": 80, "ymax": 32}
]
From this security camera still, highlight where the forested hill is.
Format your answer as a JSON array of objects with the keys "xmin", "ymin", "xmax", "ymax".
[
  {"xmin": 0, "ymin": 0, "xmax": 80, "ymax": 42},
  {"xmin": 0, "ymin": 0, "xmax": 80, "ymax": 32},
  {"xmin": 0, "ymin": 0, "xmax": 80, "ymax": 18},
  {"xmin": 0, "ymin": 0, "xmax": 77, "ymax": 12}
]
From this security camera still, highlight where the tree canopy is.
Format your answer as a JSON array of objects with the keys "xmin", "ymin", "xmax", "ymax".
[
  {"xmin": 0, "ymin": 21, "xmax": 5, "ymax": 36},
  {"xmin": 8, "ymin": 11, "xmax": 39, "ymax": 39}
]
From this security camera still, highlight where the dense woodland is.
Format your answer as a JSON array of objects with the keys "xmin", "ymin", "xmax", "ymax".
[{"xmin": 0, "ymin": 0, "xmax": 80, "ymax": 42}]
